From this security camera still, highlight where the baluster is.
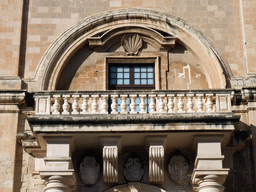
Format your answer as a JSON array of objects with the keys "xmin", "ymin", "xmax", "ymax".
[
  {"xmin": 139, "ymin": 94, "xmax": 147, "ymax": 114},
  {"xmin": 149, "ymin": 94, "xmax": 156, "ymax": 113},
  {"xmin": 167, "ymin": 94, "xmax": 175, "ymax": 113},
  {"xmin": 196, "ymin": 94, "xmax": 204, "ymax": 113},
  {"xmin": 91, "ymin": 95, "xmax": 99, "ymax": 114},
  {"xmin": 110, "ymin": 95, "xmax": 118, "ymax": 114},
  {"xmin": 52, "ymin": 95, "xmax": 61, "ymax": 115},
  {"xmin": 186, "ymin": 94, "xmax": 195, "ymax": 113},
  {"xmin": 157, "ymin": 94, "xmax": 165, "ymax": 113},
  {"xmin": 120, "ymin": 95, "xmax": 128, "ymax": 114},
  {"xmin": 206, "ymin": 94, "xmax": 214, "ymax": 112},
  {"xmin": 101, "ymin": 95, "xmax": 109, "ymax": 114},
  {"xmin": 177, "ymin": 94, "xmax": 185, "ymax": 113},
  {"xmin": 81, "ymin": 95, "xmax": 89, "ymax": 114},
  {"xmin": 71, "ymin": 95, "xmax": 80, "ymax": 114},
  {"xmin": 130, "ymin": 94, "xmax": 137, "ymax": 114},
  {"xmin": 62, "ymin": 95, "xmax": 70, "ymax": 114}
]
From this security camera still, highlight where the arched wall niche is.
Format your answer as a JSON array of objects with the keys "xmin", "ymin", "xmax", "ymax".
[{"xmin": 32, "ymin": 8, "xmax": 233, "ymax": 91}]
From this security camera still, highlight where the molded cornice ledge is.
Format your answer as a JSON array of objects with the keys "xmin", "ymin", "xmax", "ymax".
[
  {"xmin": 0, "ymin": 90, "xmax": 26, "ymax": 104},
  {"xmin": 0, "ymin": 90, "xmax": 26, "ymax": 113},
  {"xmin": 242, "ymin": 87, "xmax": 256, "ymax": 101}
]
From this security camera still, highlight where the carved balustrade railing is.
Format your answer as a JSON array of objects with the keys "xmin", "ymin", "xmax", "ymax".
[{"xmin": 34, "ymin": 90, "xmax": 233, "ymax": 115}]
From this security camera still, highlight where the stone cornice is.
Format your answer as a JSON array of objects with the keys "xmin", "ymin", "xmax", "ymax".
[
  {"xmin": 28, "ymin": 113, "xmax": 240, "ymax": 126},
  {"xmin": 0, "ymin": 90, "xmax": 26, "ymax": 104}
]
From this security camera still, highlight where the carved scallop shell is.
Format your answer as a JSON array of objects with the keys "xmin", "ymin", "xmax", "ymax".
[{"xmin": 121, "ymin": 34, "xmax": 142, "ymax": 55}]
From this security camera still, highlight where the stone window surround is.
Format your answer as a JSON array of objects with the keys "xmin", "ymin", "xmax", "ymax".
[{"xmin": 104, "ymin": 56, "xmax": 160, "ymax": 90}]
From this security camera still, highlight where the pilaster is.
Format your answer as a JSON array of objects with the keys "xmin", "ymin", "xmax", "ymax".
[{"xmin": 39, "ymin": 136, "xmax": 76, "ymax": 192}]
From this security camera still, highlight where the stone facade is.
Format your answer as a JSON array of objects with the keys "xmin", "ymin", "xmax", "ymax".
[{"xmin": 0, "ymin": 1, "xmax": 256, "ymax": 192}]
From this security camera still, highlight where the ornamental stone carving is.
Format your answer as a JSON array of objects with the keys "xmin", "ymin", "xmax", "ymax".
[
  {"xmin": 121, "ymin": 34, "xmax": 142, "ymax": 55},
  {"xmin": 79, "ymin": 156, "xmax": 100, "ymax": 186},
  {"xmin": 124, "ymin": 153, "xmax": 144, "ymax": 182},
  {"xmin": 168, "ymin": 154, "xmax": 189, "ymax": 184}
]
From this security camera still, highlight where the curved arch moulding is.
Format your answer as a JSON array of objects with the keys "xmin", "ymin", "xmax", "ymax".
[{"xmin": 32, "ymin": 8, "xmax": 232, "ymax": 91}]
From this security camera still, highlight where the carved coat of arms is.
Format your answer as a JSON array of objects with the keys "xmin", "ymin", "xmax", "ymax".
[
  {"xmin": 168, "ymin": 154, "xmax": 189, "ymax": 184},
  {"xmin": 124, "ymin": 155, "xmax": 144, "ymax": 182},
  {"xmin": 79, "ymin": 156, "xmax": 100, "ymax": 186}
]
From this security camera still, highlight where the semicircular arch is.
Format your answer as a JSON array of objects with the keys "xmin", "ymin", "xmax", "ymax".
[{"xmin": 33, "ymin": 8, "xmax": 232, "ymax": 90}]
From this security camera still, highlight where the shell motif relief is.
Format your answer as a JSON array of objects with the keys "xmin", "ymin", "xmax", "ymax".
[
  {"xmin": 79, "ymin": 156, "xmax": 100, "ymax": 186},
  {"xmin": 121, "ymin": 34, "xmax": 143, "ymax": 55}
]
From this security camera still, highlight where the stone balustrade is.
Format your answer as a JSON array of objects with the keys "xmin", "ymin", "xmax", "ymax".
[{"xmin": 34, "ymin": 90, "xmax": 233, "ymax": 115}]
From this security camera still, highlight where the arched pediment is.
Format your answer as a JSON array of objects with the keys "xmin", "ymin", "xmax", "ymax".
[
  {"xmin": 32, "ymin": 8, "xmax": 232, "ymax": 90},
  {"xmin": 105, "ymin": 182, "xmax": 166, "ymax": 192},
  {"xmin": 87, "ymin": 26, "xmax": 177, "ymax": 51}
]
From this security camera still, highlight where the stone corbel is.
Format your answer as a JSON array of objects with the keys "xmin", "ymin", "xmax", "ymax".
[
  {"xmin": 192, "ymin": 135, "xmax": 229, "ymax": 192},
  {"xmin": 100, "ymin": 137, "xmax": 121, "ymax": 183},
  {"xmin": 146, "ymin": 136, "xmax": 166, "ymax": 183},
  {"xmin": 39, "ymin": 136, "xmax": 76, "ymax": 192}
]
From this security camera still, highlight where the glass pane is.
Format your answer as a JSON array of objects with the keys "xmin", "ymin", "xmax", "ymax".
[
  {"xmin": 136, "ymin": 97, "xmax": 140, "ymax": 113},
  {"xmin": 134, "ymin": 79, "xmax": 140, "ymax": 85},
  {"xmin": 141, "ymin": 79, "xmax": 147, "ymax": 85},
  {"xmin": 117, "ymin": 98, "xmax": 122, "ymax": 105},
  {"xmin": 110, "ymin": 67, "xmax": 117, "ymax": 72},
  {"xmin": 141, "ymin": 66, "xmax": 147, "ymax": 72},
  {"xmin": 134, "ymin": 73, "xmax": 140, "ymax": 78},
  {"xmin": 110, "ymin": 79, "xmax": 116, "ymax": 85},
  {"xmin": 147, "ymin": 66, "xmax": 153, "ymax": 72},
  {"xmin": 141, "ymin": 73, "xmax": 146, "ymax": 78},
  {"xmin": 148, "ymin": 73, "xmax": 153, "ymax": 78},
  {"xmin": 124, "ymin": 73, "xmax": 130, "ymax": 78},
  {"xmin": 111, "ymin": 73, "xmax": 116, "ymax": 78},
  {"xmin": 146, "ymin": 98, "xmax": 150, "ymax": 113},
  {"xmin": 126, "ymin": 98, "xmax": 130, "ymax": 112},
  {"xmin": 134, "ymin": 67, "xmax": 140, "ymax": 72},
  {"xmin": 117, "ymin": 79, "xmax": 123, "ymax": 85},
  {"xmin": 117, "ymin": 67, "xmax": 123, "ymax": 72},
  {"xmin": 148, "ymin": 79, "xmax": 154, "ymax": 85},
  {"xmin": 124, "ymin": 67, "xmax": 130, "ymax": 72},
  {"xmin": 117, "ymin": 73, "xmax": 123, "ymax": 78},
  {"xmin": 117, "ymin": 98, "xmax": 122, "ymax": 113},
  {"xmin": 124, "ymin": 79, "xmax": 129, "ymax": 85}
]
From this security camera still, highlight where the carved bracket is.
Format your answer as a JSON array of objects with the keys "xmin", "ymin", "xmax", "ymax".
[
  {"xmin": 101, "ymin": 137, "xmax": 121, "ymax": 183},
  {"xmin": 146, "ymin": 136, "xmax": 166, "ymax": 183}
]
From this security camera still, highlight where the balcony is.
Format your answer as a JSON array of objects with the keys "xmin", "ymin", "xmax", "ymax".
[{"xmin": 34, "ymin": 90, "xmax": 233, "ymax": 115}]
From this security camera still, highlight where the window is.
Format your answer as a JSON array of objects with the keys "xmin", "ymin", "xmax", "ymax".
[{"xmin": 109, "ymin": 64, "xmax": 155, "ymax": 90}]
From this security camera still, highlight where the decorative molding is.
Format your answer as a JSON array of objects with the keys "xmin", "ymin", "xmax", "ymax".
[
  {"xmin": 121, "ymin": 34, "xmax": 143, "ymax": 55},
  {"xmin": 168, "ymin": 154, "xmax": 189, "ymax": 184},
  {"xmin": 124, "ymin": 153, "xmax": 144, "ymax": 182},
  {"xmin": 79, "ymin": 156, "xmax": 100, "ymax": 186}
]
